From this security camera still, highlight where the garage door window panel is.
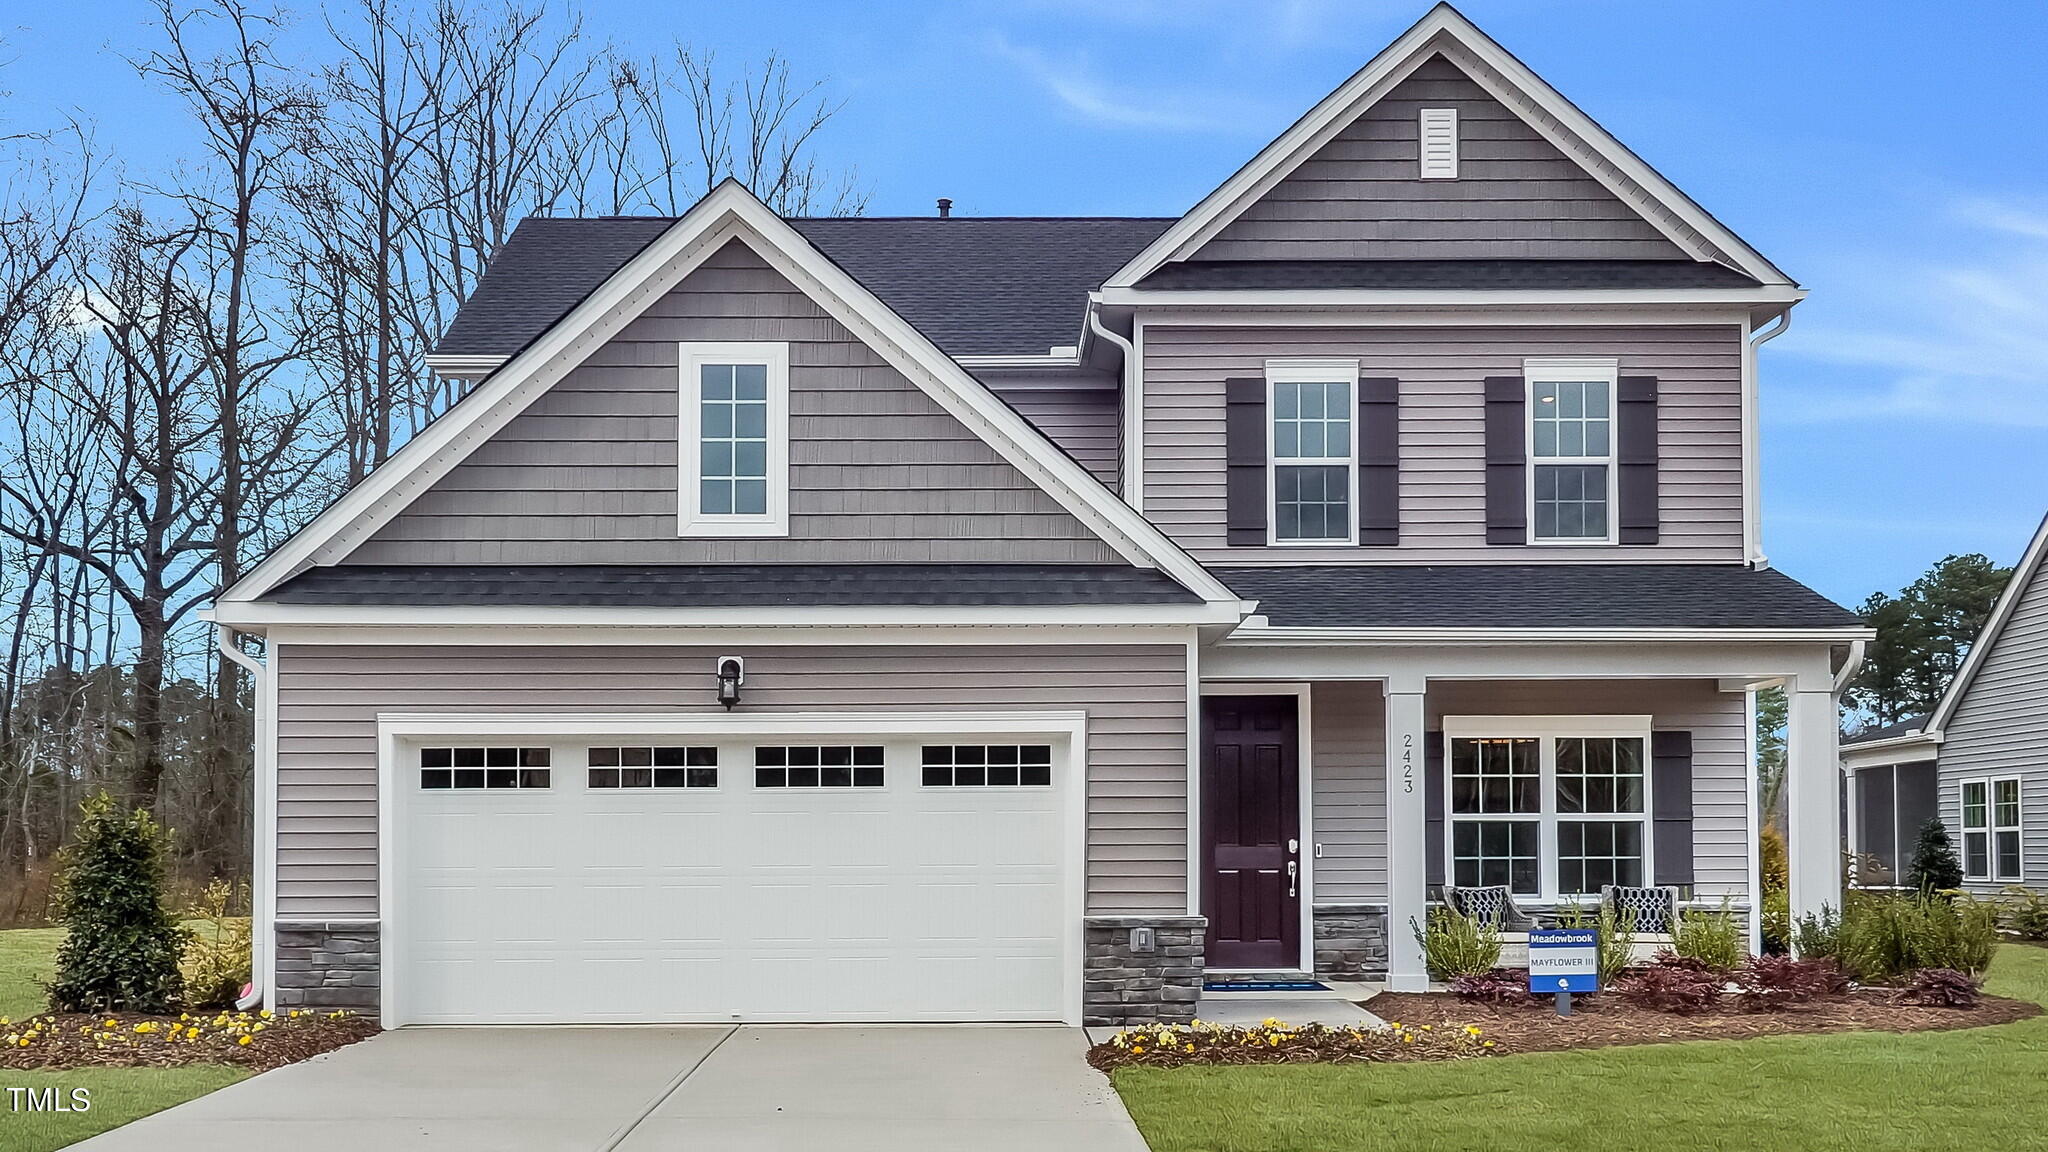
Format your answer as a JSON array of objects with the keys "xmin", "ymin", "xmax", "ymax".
[
  {"xmin": 419, "ymin": 746, "xmax": 550, "ymax": 789},
  {"xmin": 587, "ymin": 745, "xmax": 718, "ymax": 788},
  {"xmin": 755, "ymin": 745, "xmax": 885, "ymax": 788},
  {"xmin": 922, "ymin": 744, "xmax": 1054, "ymax": 787}
]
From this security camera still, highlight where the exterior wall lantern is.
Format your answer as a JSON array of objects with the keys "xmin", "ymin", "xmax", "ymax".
[{"xmin": 716, "ymin": 656, "xmax": 745, "ymax": 710}]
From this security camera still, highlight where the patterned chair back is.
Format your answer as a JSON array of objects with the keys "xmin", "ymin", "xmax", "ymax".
[
  {"xmin": 1444, "ymin": 884, "xmax": 1514, "ymax": 928},
  {"xmin": 1601, "ymin": 884, "xmax": 1680, "ymax": 934}
]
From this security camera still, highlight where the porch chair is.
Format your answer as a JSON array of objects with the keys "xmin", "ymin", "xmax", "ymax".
[
  {"xmin": 1599, "ymin": 884, "xmax": 1682, "ymax": 958},
  {"xmin": 1441, "ymin": 884, "xmax": 1536, "ymax": 931}
]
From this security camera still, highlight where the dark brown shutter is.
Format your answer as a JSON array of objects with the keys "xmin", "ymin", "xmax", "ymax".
[
  {"xmin": 1225, "ymin": 377, "xmax": 1267, "ymax": 546},
  {"xmin": 1651, "ymin": 730, "xmax": 1694, "ymax": 889},
  {"xmin": 1357, "ymin": 377, "xmax": 1400, "ymax": 545},
  {"xmin": 1483, "ymin": 375, "xmax": 1526, "ymax": 544},
  {"xmin": 1425, "ymin": 731, "xmax": 1446, "ymax": 891},
  {"xmin": 1617, "ymin": 375, "xmax": 1660, "ymax": 545}
]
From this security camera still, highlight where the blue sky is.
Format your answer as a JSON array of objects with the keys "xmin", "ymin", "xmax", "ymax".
[{"xmin": 7, "ymin": 0, "xmax": 2046, "ymax": 606}]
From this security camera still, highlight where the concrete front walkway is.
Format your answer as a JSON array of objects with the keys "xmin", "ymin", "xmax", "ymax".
[{"xmin": 73, "ymin": 1025, "xmax": 1150, "ymax": 1152}]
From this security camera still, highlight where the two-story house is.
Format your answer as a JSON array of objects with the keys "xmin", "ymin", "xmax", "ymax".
[{"xmin": 210, "ymin": 4, "xmax": 1868, "ymax": 1029}]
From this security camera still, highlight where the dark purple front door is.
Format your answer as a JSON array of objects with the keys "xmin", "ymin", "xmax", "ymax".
[{"xmin": 1201, "ymin": 695, "xmax": 1301, "ymax": 970}]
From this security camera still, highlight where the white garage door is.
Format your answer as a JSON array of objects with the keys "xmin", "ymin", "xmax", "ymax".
[{"xmin": 389, "ymin": 731, "xmax": 1073, "ymax": 1024}]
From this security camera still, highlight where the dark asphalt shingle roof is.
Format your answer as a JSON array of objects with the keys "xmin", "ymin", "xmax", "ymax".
[
  {"xmin": 1137, "ymin": 259, "xmax": 1762, "ymax": 291},
  {"xmin": 1216, "ymin": 564, "xmax": 1861, "ymax": 630},
  {"xmin": 1842, "ymin": 715, "xmax": 1931, "ymax": 747},
  {"xmin": 433, "ymin": 216, "xmax": 1173, "ymax": 360},
  {"xmin": 261, "ymin": 564, "xmax": 1203, "ymax": 607}
]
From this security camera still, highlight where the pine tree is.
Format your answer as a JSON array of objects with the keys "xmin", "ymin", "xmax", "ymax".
[
  {"xmin": 48, "ymin": 793, "xmax": 188, "ymax": 1013},
  {"xmin": 1905, "ymin": 816, "xmax": 1965, "ymax": 893}
]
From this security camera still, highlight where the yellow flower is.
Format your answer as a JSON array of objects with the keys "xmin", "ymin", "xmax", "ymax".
[
  {"xmin": 1465, "ymin": 1026, "xmax": 1481, "ymax": 1036},
  {"xmin": 238, "ymin": 1035, "xmax": 253, "ymax": 1046},
  {"xmin": 260, "ymin": 1010, "xmax": 274, "ymax": 1019},
  {"xmin": 1183, "ymin": 1043, "xmax": 1195, "ymax": 1053},
  {"xmin": 253, "ymin": 1023, "xmax": 266, "ymax": 1032},
  {"xmin": 104, "ymin": 1019, "xmax": 117, "ymax": 1028},
  {"xmin": 135, "ymin": 1022, "xmax": 155, "ymax": 1033}
]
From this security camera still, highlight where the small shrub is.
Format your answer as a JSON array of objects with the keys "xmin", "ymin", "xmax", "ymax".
[
  {"xmin": 1450, "ymin": 968, "xmax": 1533, "ymax": 1006},
  {"xmin": 1621, "ymin": 954, "xmax": 1726, "ymax": 1014},
  {"xmin": 47, "ymin": 793, "xmax": 188, "ymax": 1014},
  {"xmin": 2002, "ymin": 886, "xmax": 2048, "ymax": 941},
  {"xmin": 1794, "ymin": 904, "xmax": 1844, "ymax": 961},
  {"xmin": 1555, "ymin": 901, "xmax": 1635, "ymax": 988},
  {"xmin": 1761, "ymin": 888, "xmax": 1792, "ymax": 955},
  {"xmin": 1673, "ymin": 899, "xmax": 1746, "ymax": 970},
  {"xmin": 180, "ymin": 879, "xmax": 253, "ymax": 1010},
  {"xmin": 1895, "ymin": 967, "xmax": 1981, "ymax": 1008},
  {"xmin": 1736, "ymin": 954, "xmax": 1847, "ymax": 1009},
  {"xmin": 1905, "ymin": 817, "xmax": 1964, "ymax": 893},
  {"xmin": 1413, "ymin": 908, "xmax": 1501, "ymax": 980},
  {"xmin": 1837, "ymin": 891, "xmax": 2000, "ymax": 982}
]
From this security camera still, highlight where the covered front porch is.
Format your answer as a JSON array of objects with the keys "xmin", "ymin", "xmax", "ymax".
[{"xmin": 1194, "ymin": 635, "xmax": 1855, "ymax": 992}]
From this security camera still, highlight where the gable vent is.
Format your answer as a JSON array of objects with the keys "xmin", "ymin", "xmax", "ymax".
[{"xmin": 1419, "ymin": 107, "xmax": 1458, "ymax": 179}]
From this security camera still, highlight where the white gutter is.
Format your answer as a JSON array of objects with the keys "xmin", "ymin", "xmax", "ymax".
[
  {"xmin": 1831, "ymin": 637, "xmax": 1866, "ymax": 694},
  {"xmin": 1087, "ymin": 308, "xmax": 1142, "ymax": 510},
  {"xmin": 1225, "ymin": 625, "xmax": 1877, "ymax": 646},
  {"xmin": 216, "ymin": 625, "xmax": 274, "ymax": 1012},
  {"xmin": 1744, "ymin": 309, "xmax": 1792, "ymax": 569}
]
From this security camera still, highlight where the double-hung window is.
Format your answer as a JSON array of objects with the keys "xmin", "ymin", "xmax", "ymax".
[
  {"xmin": 1961, "ymin": 777, "xmax": 2023, "ymax": 882},
  {"xmin": 1267, "ymin": 359, "xmax": 1358, "ymax": 544},
  {"xmin": 1525, "ymin": 358, "xmax": 1618, "ymax": 544},
  {"xmin": 1444, "ymin": 717, "xmax": 1652, "ymax": 900},
  {"xmin": 679, "ymin": 341, "xmax": 789, "ymax": 536}
]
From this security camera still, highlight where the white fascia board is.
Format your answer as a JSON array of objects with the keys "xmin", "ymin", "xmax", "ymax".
[
  {"xmin": 954, "ymin": 353, "xmax": 1083, "ymax": 370},
  {"xmin": 223, "ymin": 180, "xmax": 1239, "ymax": 609},
  {"xmin": 1124, "ymin": 304, "xmax": 1760, "ymax": 329},
  {"xmin": 259, "ymin": 623, "xmax": 1210, "ymax": 650},
  {"xmin": 1222, "ymin": 625, "xmax": 1877, "ymax": 646},
  {"xmin": 1840, "ymin": 731, "xmax": 1941, "ymax": 767},
  {"xmin": 1926, "ymin": 509, "xmax": 2048, "ymax": 733},
  {"xmin": 1102, "ymin": 6, "xmax": 1792, "ymax": 290},
  {"xmin": 208, "ymin": 600, "xmax": 1252, "ymax": 630},
  {"xmin": 422, "ymin": 353, "xmax": 507, "ymax": 379},
  {"xmin": 1095, "ymin": 287, "xmax": 1805, "ymax": 309}
]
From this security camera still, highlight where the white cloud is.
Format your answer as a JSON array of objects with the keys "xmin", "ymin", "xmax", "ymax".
[
  {"xmin": 1772, "ymin": 196, "xmax": 2048, "ymax": 427},
  {"xmin": 988, "ymin": 37, "xmax": 1276, "ymax": 133}
]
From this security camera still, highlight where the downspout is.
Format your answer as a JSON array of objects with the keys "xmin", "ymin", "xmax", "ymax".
[
  {"xmin": 1088, "ymin": 306, "xmax": 1141, "ymax": 510},
  {"xmin": 1833, "ymin": 638, "xmax": 1867, "ymax": 694},
  {"xmin": 1744, "ymin": 310, "xmax": 1792, "ymax": 570},
  {"xmin": 216, "ymin": 625, "xmax": 272, "ymax": 1011}
]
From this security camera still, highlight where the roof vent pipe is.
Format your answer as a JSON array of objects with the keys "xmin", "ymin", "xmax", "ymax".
[{"xmin": 936, "ymin": 198, "xmax": 952, "ymax": 218}]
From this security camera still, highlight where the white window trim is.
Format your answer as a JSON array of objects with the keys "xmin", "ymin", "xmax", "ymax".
[
  {"xmin": 678, "ymin": 340, "xmax": 790, "ymax": 537},
  {"xmin": 1524, "ymin": 357, "xmax": 1620, "ymax": 546},
  {"xmin": 1419, "ymin": 107, "xmax": 1458, "ymax": 179},
  {"xmin": 1265, "ymin": 358, "xmax": 1361, "ymax": 547},
  {"xmin": 1961, "ymin": 775, "xmax": 2023, "ymax": 883},
  {"xmin": 1441, "ymin": 714, "xmax": 1654, "ymax": 902}
]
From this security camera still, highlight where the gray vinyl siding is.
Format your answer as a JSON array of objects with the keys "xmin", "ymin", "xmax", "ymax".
[
  {"xmin": 1310, "ymin": 681, "xmax": 1387, "ymax": 903},
  {"xmin": 1434, "ymin": 680, "xmax": 1744, "ymax": 898},
  {"xmin": 273, "ymin": 642, "xmax": 1189, "ymax": 921},
  {"xmin": 339, "ymin": 240, "xmax": 1119, "ymax": 566},
  {"xmin": 972, "ymin": 372, "xmax": 1122, "ymax": 492},
  {"xmin": 1142, "ymin": 323, "xmax": 1745, "ymax": 563},
  {"xmin": 1938, "ymin": 559, "xmax": 2048, "ymax": 892},
  {"xmin": 1195, "ymin": 54, "xmax": 1688, "ymax": 262}
]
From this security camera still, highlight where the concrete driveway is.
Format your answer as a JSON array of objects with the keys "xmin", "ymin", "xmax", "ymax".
[{"xmin": 73, "ymin": 1025, "xmax": 1150, "ymax": 1151}]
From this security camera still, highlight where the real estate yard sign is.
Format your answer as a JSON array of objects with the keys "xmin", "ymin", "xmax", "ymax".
[{"xmin": 1528, "ymin": 928, "xmax": 1599, "ymax": 1015}]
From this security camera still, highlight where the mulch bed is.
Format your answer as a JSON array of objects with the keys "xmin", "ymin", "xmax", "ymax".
[
  {"xmin": 1364, "ymin": 989, "xmax": 2040, "ymax": 1054},
  {"xmin": 1, "ymin": 1008, "xmax": 381, "ymax": 1072}
]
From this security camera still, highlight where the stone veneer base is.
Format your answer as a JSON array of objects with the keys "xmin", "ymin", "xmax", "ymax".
[
  {"xmin": 274, "ymin": 921, "xmax": 381, "ymax": 1010},
  {"xmin": 1313, "ymin": 903, "xmax": 1389, "ymax": 981},
  {"xmin": 1084, "ymin": 915, "xmax": 1206, "ymax": 1027}
]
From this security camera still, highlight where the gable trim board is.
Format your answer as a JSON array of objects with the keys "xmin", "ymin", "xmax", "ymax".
[
  {"xmin": 1101, "ymin": 4, "xmax": 1793, "ymax": 292},
  {"xmin": 1925, "ymin": 510, "xmax": 2048, "ymax": 734},
  {"xmin": 218, "ymin": 180, "xmax": 1244, "ymax": 612}
]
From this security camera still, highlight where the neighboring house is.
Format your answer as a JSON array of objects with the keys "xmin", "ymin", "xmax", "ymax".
[
  {"xmin": 209, "ymin": 4, "xmax": 1868, "ymax": 1029},
  {"xmin": 1844, "ymin": 511, "xmax": 2048, "ymax": 894}
]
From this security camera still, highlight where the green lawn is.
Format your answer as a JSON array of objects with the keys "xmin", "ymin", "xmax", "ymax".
[
  {"xmin": 1, "ymin": 926, "xmax": 250, "ymax": 1152},
  {"xmin": 1114, "ymin": 945, "xmax": 2048, "ymax": 1152}
]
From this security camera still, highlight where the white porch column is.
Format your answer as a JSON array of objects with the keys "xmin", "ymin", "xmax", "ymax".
[
  {"xmin": 1384, "ymin": 674, "xmax": 1429, "ymax": 992},
  {"xmin": 1786, "ymin": 678, "xmax": 1843, "ymax": 934}
]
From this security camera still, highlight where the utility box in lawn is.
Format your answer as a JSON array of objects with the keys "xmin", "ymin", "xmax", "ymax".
[{"xmin": 1528, "ymin": 928, "xmax": 1599, "ymax": 1015}]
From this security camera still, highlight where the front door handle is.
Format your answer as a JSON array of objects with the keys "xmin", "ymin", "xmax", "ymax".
[{"xmin": 1286, "ymin": 860, "xmax": 1298, "ymax": 898}]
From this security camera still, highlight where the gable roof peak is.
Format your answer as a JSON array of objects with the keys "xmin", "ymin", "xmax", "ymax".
[{"xmin": 1102, "ymin": 2, "xmax": 1793, "ymax": 291}]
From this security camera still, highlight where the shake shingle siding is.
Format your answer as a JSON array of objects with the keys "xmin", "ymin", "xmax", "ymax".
[
  {"xmin": 1141, "ymin": 323, "xmax": 1745, "ymax": 563},
  {"xmin": 1195, "ymin": 55, "xmax": 1688, "ymax": 262},
  {"xmin": 273, "ymin": 642, "xmax": 1191, "ymax": 919},
  {"xmin": 1939, "ymin": 563, "xmax": 2048, "ymax": 891},
  {"xmin": 341, "ymin": 239, "xmax": 1121, "ymax": 566}
]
